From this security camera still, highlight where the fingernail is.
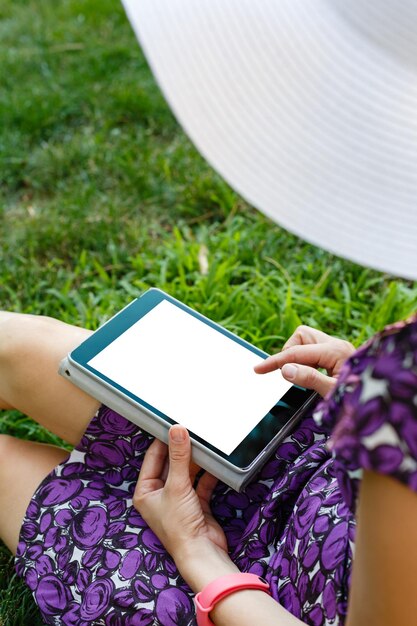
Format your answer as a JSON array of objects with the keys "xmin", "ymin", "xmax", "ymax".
[
  {"xmin": 171, "ymin": 426, "xmax": 186, "ymax": 442},
  {"xmin": 282, "ymin": 364, "xmax": 297, "ymax": 379}
]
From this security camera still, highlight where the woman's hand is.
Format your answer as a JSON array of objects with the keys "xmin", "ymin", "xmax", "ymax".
[
  {"xmin": 133, "ymin": 425, "xmax": 229, "ymax": 569},
  {"xmin": 254, "ymin": 325, "xmax": 355, "ymax": 397},
  {"xmin": 134, "ymin": 428, "xmax": 308, "ymax": 624}
]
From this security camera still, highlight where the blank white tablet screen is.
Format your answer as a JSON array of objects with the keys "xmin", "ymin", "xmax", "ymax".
[{"xmin": 88, "ymin": 299, "xmax": 292, "ymax": 455}]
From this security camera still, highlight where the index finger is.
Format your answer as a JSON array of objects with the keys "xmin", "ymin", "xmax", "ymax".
[
  {"xmin": 137, "ymin": 438, "xmax": 168, "ymax": 484},
  {"xmin": 254, "ymin": 343, "xmax": 335, "ymax": 374}
]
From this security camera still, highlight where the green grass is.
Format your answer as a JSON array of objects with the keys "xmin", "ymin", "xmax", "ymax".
[{"xmin": 1, "ymin": 1, "xmax": 417, "ymax": 624}]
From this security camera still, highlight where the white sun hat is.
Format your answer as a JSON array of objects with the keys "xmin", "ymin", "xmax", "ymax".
[{"xmin": 121, "ymin": 0, "xmax": 417, "ymax": 280}]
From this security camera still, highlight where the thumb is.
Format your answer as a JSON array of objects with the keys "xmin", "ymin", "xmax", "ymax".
[
  {"xmin": 281, "ymin": 363, "xmax": 335, "ymax": 398},
  {"xmin": 166, "ymin": 425, "xmax": 192, "ymax": 490}
]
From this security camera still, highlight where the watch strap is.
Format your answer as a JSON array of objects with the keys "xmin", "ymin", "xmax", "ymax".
[{"xmin": 195, "ymin": 572, "xmax": 271, "ymax": 626}]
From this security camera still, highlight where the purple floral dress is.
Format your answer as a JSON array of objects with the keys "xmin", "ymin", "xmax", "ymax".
[{"xmin": 15, "ymin": 317, "xmax": 417, "ymax": 626}]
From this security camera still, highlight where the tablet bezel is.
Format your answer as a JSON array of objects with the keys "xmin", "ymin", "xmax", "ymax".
[{"xmin": 70, "ymin": 289, "xmax": 315, "ymax": 469}]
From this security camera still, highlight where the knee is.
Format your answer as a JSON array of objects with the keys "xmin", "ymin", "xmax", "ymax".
[
  {"xmin": 0, "ymin": 314, "xmax": 58, "ymax": 367},
  {"xmin": 0, "ymin": 434, "xmax": 17, "ymax": 474}
]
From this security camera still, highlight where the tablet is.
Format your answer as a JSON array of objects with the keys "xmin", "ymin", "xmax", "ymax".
[{"xmin": 61, "ymin": 288, "xmax": 317, "ymax": 490}]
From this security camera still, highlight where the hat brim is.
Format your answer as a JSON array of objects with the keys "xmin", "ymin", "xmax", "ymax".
[{"xmin": 122, "ymin": 0, "xmax": 417, "ymax": 280}]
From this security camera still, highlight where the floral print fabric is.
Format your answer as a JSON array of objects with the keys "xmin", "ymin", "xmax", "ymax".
[
  {"xmin": 15, "ymin": 317, "xmax": 417, "ymax": 626},
  {"xmin": 315, "ymin": 315, "xmax": 417, "ymax": 510}
]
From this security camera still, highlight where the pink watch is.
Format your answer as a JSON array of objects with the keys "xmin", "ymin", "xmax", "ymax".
[{"xmin": 195, "ymin": 572, "xmax": 271, "ymax": 626}]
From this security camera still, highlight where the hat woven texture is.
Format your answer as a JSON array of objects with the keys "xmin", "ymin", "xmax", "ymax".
[{"xmin": 122, "ymin": 0, "xmax": 417, "ymax": 280}]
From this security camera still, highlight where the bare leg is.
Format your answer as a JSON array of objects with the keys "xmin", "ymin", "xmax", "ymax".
[
  {"xmin": 0, "ymin": 313, "xmax": 100, "ymax": 445},
  {"xmin": 0, "ymin": 435, "xmax": 69, "ymax": 553},
  {"xmin": 0, "ymin": 313, "xmax": 104, "ymax": 554}
]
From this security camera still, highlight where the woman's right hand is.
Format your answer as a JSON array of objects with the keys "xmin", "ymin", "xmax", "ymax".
[{"xmin": 254, "ymin": 325, "xmax": 355, "ymax": 397}]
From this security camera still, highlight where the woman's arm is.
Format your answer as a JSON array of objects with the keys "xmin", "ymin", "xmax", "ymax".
[
  {"xmin": 135, "ymin": 425, "xmax": 417, "ymax": 626},
  {"xmin": 346, "ymin": 470, "xmax": 417, "ymax": 626},
  {"xmin": 174, "ymin": 540, "xmax": 304, "ymax": 626},
  {"xmin": 175, "ymin": 546, "xmax": 303, "ymax": 626},
  {"xmin": 134, "ymin": 426, "xmax": 306, "ymax": 626}
]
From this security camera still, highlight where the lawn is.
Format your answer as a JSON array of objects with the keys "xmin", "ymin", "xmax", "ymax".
[{"xmin": 1, "ymin": 0, "xmax": 417, "ymax": 624}]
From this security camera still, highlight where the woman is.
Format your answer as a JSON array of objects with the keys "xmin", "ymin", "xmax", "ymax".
[
  {"xmin": 3, "ymin": 1, "xmax": 417, "ymax": 624},
  {"xmin": 0, "ymin": 311, "xmax": 416, "ymax": 625}
]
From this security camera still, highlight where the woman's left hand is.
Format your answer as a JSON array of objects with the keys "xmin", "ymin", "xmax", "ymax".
[{"xmin": 133, "ymin": 425, "xmax": 228, "ymax": 566}]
